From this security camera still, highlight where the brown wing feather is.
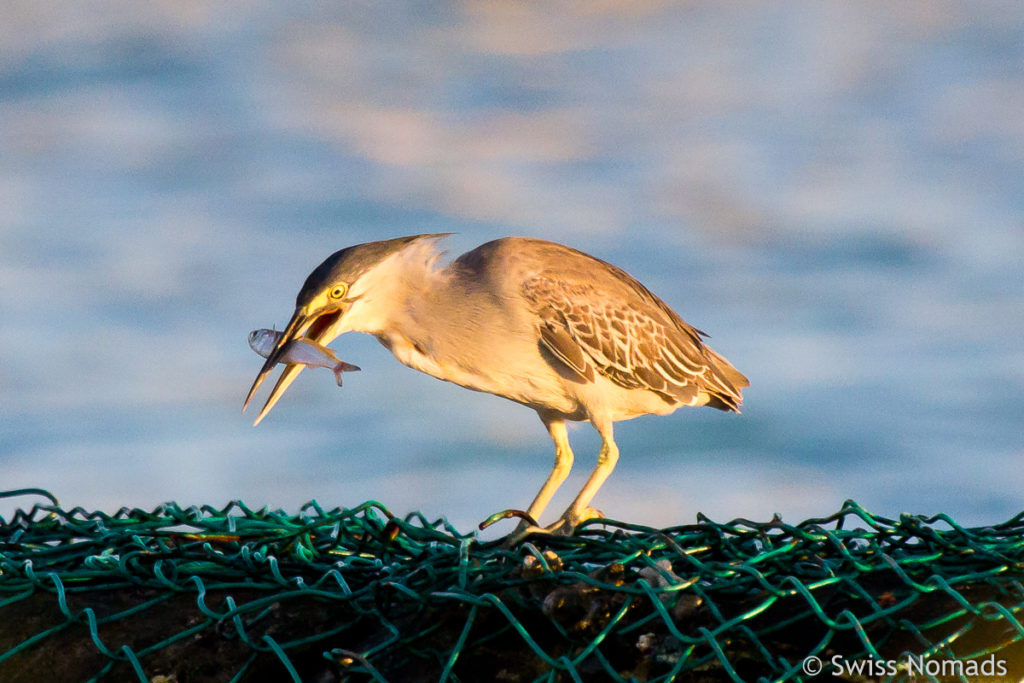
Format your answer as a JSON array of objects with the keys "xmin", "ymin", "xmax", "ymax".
[
  {"xmin": 522, "ymin": 272, "xmax": 746, "ymax": 411},
  {"xmin": 537, "ymin": 315, "xmax": 595, "ymax": 382}
]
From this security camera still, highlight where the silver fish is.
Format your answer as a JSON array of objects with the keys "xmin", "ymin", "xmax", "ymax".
[{"xmin": 248, "ymin": 329, "xmax": 360, "ymax": 386}]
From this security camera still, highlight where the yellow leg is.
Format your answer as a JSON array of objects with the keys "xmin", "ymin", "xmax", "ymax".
[
  {"xmin": 525, "ymin": 417, "xmax": 574, "ymax": 523},
  {"xmin": 557, "ymin": 417, "xmax": 618, "ymax": 530}
]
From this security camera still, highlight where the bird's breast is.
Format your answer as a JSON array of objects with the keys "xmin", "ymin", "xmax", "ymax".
[{"xmin": 376, "ymin": 329, "xmax": 580, "ymax": 415}]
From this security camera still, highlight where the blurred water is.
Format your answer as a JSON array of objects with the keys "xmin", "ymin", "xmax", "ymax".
[{"xmin": 1, "ymin": 2, "xmax": 1022, "ymax": 532}]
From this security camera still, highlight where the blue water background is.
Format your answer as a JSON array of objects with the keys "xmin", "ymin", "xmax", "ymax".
[{"xmin": 2, "ymin": 3, "xmax": 1022, "ymax": 532}]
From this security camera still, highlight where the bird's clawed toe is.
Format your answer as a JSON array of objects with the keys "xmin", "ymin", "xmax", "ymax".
[
  {"xmin": 502, "ymin": 519, "xmax": 569, "ymax": 546},
  {"xmin": 478, "ymin": 508, "xmax": 538, "ymax": 532},
  {"xmin": 502, "ymin": 507, "xmax": 607, "ymax": 545},
  {"xmin": 502, "ymin": 523, "xmax": 550, "ymax": 546}
]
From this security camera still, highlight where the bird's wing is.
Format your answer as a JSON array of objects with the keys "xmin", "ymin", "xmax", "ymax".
[
  {"xmin": 522, "ymin": 275, "xmax": 743, "ymax": 409},
  {"xmin": 536, "ymin": 315, "xmax": 595, "ymax": 383}
]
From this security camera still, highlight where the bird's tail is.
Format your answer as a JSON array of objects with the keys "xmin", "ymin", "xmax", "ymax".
[{"xmin": 703, "ymin": 348, "xmax": 748, "ymax": 413}]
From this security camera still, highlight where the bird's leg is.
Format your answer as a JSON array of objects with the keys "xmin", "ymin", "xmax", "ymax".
[
  {"xmin": 514, "ymin": 417, "xmax": 574, "ymax": 536},
  {"xmin": 552, "ymin": 417, "xmax": 618, "ymax": 532}
]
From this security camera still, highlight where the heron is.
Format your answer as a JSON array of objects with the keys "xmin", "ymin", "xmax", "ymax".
[{"xmin": 244, "ymin": 234, "xmax": 747, "ymax": 535}]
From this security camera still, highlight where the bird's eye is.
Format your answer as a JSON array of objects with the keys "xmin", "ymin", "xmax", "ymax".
[{"xmin": 329, "ymin": 284, "xmax": 348, "ymax": 300}]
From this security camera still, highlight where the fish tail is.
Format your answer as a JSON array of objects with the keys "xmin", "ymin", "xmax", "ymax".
[{"xmin": 332, "ymin": 361, "xmax": 361, "ymax": 386}]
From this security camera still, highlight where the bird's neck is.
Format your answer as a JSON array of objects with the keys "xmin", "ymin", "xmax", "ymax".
[
  {"xmin": 347, "ymin": 248, "xmax": 495, "ymax": 382},
  {"xmin": 344, "ymin": 241, "xmax": 451, "ymax": 340},
  {"xmin": 350, "ymin": 246, "xmax": 549, "ymax": 399},
  {"xmin": 360, "ymin": 266, "xmax": 457, "ymax": 379}
]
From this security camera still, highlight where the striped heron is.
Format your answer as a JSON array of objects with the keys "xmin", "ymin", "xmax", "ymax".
[{"xmin": 244, "ymin": 235, "xmax": 747, "ymax": 535}]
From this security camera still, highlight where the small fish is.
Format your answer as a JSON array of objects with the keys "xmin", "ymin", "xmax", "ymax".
[{"xmin": 248, "ymin": 329, "xmax": 360, "ymax": 386}]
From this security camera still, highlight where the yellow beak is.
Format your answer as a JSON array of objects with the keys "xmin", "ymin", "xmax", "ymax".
[{"xmin": 242, "ymin": 306, "xmax": 312, "ymax": 426}]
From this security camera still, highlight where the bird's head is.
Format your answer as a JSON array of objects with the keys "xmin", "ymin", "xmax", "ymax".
[{"xmin": 244, "ymin": 233, "xmax": 449, "ymax": 424}]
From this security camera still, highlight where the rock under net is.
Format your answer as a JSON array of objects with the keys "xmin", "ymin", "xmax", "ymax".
[{"xmin": 2, "ymin": 488, "xmax": 1023, "ymax": 682}]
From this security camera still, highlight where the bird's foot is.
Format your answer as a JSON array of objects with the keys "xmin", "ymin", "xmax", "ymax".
[
  {"xmin": 479, "ymin": 509, "xmax": 543, "ymax": 547},
  {"xmin": 479, "ymin": 508, "xmax": 538, "ymax": 532},
  {"xmin": 502, "ymin": 506, "xmax": 605, "ymax": 545},
  {"xmin": 503, "ymin": 523, "xmax": 550, "ymax": 546},
  {"xmin": 558, "ymin": 505, "xmax": 605, "ymax": 530},
  {"xmin": 501, "ymin": 518, "xmax": 568, "ymax": 546}
]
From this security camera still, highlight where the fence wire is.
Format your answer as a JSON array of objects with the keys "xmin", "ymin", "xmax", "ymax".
[{"xmin": 2, "ymin": 488, "xmax": 1024, "ymax": 682}]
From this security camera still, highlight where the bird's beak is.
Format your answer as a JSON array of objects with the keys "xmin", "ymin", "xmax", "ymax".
[{"xmin": 243, "ymin": 304, "xmax": 344, "ymax": 425}]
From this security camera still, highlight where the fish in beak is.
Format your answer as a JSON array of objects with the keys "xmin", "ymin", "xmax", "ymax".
[
  {"xmin": 243, "ymin": 232, "xmax": 433, "ymax": 425},
  {"xmin": 243, "ymin": 305, "xmax": 343, "ymax": 425}
]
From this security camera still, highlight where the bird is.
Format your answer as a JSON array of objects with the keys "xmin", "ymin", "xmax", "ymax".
[{"xmin": 244, "ymin": 234, "xmax": 748, "ymax": 535}]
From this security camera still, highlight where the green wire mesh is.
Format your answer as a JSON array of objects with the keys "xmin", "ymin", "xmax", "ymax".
[{"xmin": 2, "ymin": 487, "xmax": 1024, "ymax": 682}]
